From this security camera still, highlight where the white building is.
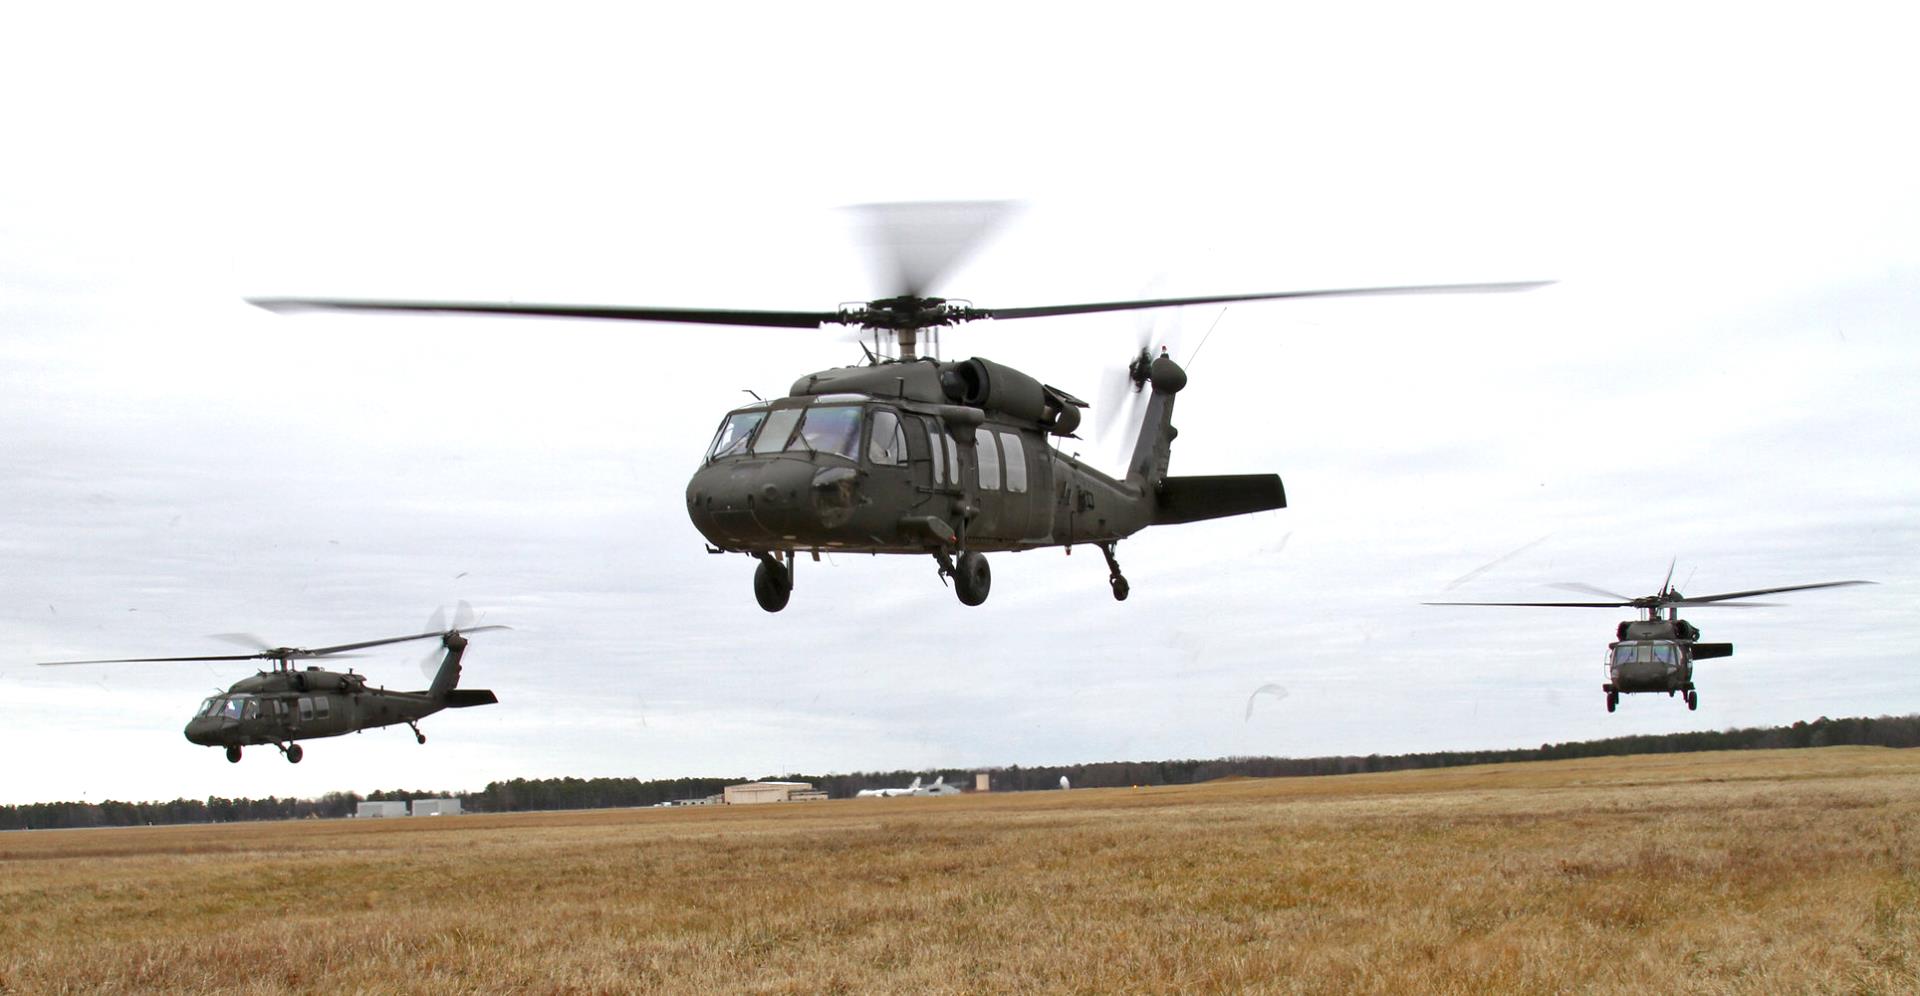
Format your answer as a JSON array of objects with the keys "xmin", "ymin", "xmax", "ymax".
[
  {"xmin": 410, "ymin": 798, "xmax": 462, "ymax": 817},
  {"xmin": 355, "ymin": 801, "xmax": 407, "ymax": 819}
]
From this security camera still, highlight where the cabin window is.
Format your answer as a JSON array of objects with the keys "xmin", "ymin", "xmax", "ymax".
[
  {"xmin": 707, "ymin": 411, "xmax": 766, "ymax": 461},
  {"xmin": 925, "ymin": 425, "xmax": 944, "ymax": 484},
  {"xmin": 274, "ymin": 700, "xmax": 290, "ymax": 718},
  {"xmin": 868, "ymin": 410, "xmax": 906, "ymax": 466},
  {"xmin": 750, "ymin": 409, "xmax": 804, "ymax": 455},
  {"xmin": 999, "ymin": 432, "xmax": 1028, "ymax": 493},
  {"xmin": 791, "ymin": 405, "xmax": 863, "ymax": 460},
  {"xmin": 314, "ymin": 696, "xmax": 331, "ymax": 720},
  {"xmin": 945, "ymin": 434, "xmax": 960, "ymax": 483},
  {"xmin": 243, "ymin": 699, "xmax": 259, "ymax": 720},
  {"xmin": 977, "ymin": 432, "xmax": 1001, "ymax": 490},
  {"xmin": 298, "ymin": 697, "xmax": 314, "ymax": 721}
]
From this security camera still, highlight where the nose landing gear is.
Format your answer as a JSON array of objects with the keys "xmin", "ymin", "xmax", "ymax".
[{"xmin": 225, "ymin": 745, "xmax": 243, "ymax": 763}]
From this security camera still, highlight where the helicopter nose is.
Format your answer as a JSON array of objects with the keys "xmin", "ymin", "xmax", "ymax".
[
  {"xmin": 183, "ymin": 717, "xmax": 217, "ymax": 746},
  {"xmin": 686, "ymin": 459, "xmax": 832, "ymax": 545}
]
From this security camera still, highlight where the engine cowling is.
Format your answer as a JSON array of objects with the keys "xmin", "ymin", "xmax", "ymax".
[{"xmin": 940, "ymin": 358, "xmax": 1083, "ymax": 435}]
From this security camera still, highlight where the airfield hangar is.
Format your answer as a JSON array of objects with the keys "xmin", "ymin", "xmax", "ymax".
[
  {"xmin": 355, "ymin": 801, "xmax": 408, "ymax": 819},
  {"xmin": 723, "ymin": 781, "xmax": 827, "ymax": 804},
  {"xmin": 411, "ymin": 798, "xmax": 462, "ymax": 816}
]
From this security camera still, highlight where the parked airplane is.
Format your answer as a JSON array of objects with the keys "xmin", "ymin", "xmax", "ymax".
[{"xmin": 857, "ymin": 777, "xmax": 923, "ymax": 798}]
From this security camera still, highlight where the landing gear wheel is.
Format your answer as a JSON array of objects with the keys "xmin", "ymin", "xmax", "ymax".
[
  {"xmin": 1606, "ymin": 691, "xmax": 1618, "ymax": 713},
  {"xmin": 286, "ymin": 744, "xmax": 303, "ymax": 764},
  {"xmin": 417, "ymin": 732, "xmax": 428, "ymax": 744},
  {"xmin": 225, "ymin": 745, "xmax": 243, "ymax": 763},
  {"xmin": 1110, "ymin": 576, "xmax": 1130, "ymax": 601},
  {"xmin": 753, "ymin": 557, "xmax": 792, "ymax": 613},
  {"xmin": 954, "ymin": 551, "xmax": 991, "ymax": 606},
  {"xmin": 1686, "ymin": 690, "xmax": 1698, "ymax": 711}
]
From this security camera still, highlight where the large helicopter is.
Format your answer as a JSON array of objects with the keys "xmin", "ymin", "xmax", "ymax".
[
  {"xmin": 252, "ymin": 202, "xmax": 1547, "ymax": 610},
  {"xmin": 38, "ymin": 618, "xmax": 505, "ymax": 763},
  {"xmin": 1428, "ymin": 569, "xmax": 1873, "ymax": 712}
]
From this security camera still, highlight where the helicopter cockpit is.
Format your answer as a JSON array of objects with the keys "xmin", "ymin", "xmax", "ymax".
[
  {"xmin": 1610, "ymin": 642, "xmax": 1681, "ymax": 668},
  {"xmin": 705, "ymin": 397, "xmax": 870, "ymax": 464}
]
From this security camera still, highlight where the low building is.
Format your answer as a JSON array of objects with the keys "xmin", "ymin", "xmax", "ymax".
[
  {"xmin": 410, "ymin": 798, "xmax": 462, "ymax": 817},
  {"xmin": 975, "ymin": 773, "xmax": 991, "ymax": 792},
  {"xmin": 723, "ymin": 781, "xmax": 819, "ymax": 805},
  {"xmin": 356, "ymin": 801, "xmax": 407, "ymax": 819}
]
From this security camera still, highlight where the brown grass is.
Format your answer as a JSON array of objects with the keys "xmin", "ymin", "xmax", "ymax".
[{"xmin": 3, "ymin": 747, "xmax": 1918, "ymax": 994}]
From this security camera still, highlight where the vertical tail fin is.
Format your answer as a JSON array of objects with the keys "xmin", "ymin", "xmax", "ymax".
[
  {"xmin": 1125, "ymin": 351, "xmax": 1189, "ymax": 488},
  {"xmin": 426, "ymin": 633, "xmax": 469, "ymax": 702}
]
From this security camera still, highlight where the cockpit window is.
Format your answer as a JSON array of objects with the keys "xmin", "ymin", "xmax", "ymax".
[
  {"xmin": 198, "ymin": 697, "xmax": 220, "ymax": 718},
  {"xmin": 869, "ymin": 410, "xmax": 906, "ymax": 466},
  {"xmin": 1613, "ymin": 643, "xmax": 1679, "ymax": 665},
  {"xmin": 707, "ymin": 411, "xmax": 767, "ymax": 461},
  {"xmin": 220, "ymin": 696, "xmax": 248, "ymax": 720},
  {"xmin": 791, "ymin": 406, "xmax": 863, "ymax": 459},
  {"xmin": 751, "ymin": 409, "xmax": 804, "ymax": 455}
]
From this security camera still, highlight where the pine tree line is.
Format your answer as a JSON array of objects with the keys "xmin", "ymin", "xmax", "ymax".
[{"xmin": 6, "ymin": 714, "xmax": 1916, "ymax": 830}]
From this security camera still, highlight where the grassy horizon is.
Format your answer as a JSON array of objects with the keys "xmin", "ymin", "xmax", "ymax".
[{"xmin": 3, "ymin": 746, "xmax": 1916, "ymax": 992}]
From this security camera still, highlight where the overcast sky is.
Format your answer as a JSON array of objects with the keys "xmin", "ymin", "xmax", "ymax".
[{"xmin": 3, "ymin": 4, "xmax": 1915, "ymax": 805}]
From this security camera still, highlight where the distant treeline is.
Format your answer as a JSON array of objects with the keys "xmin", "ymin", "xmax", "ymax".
[{"xmin": 8, "ymin": 714, "xmax": 1919, "ymax": 830}]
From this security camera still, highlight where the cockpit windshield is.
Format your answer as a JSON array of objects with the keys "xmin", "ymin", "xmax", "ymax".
[
  {"xmin": 218, "ymin": 696, "xmax": 250, "ymax": 720},
  {"xmin": 707, "ymin": 410, "xmax": 767, "ymax": 461},
  {"xmin": 790, "ymin": 406, "xmax": 863, "ymax": 460},
  {"xmin": 708, "ymin": 404, "xmax": 866, "ymax": 462},
  {"xmin": 1612, "ymin": 643, "xmax": 1679, "ymax": 666},
  {"xmin": 197, "ymin": 697, "xmax": 220, "ymax": 718}
]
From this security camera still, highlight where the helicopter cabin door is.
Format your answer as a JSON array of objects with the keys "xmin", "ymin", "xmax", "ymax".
[{"xmin": 965, "ymin": 426, "xmax": 1044, "ymax": 543}]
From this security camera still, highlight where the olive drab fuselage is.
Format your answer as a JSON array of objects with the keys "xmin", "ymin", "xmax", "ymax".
[
  {"xmin": 684, "ymin": 353, "xmax": 1285, "ymax": 609},
  {"xmin": 686, "ymin": 359, "xmax": 1150, "ymax": 556},
  {"xmin": 181, "ymin": 633, "xmax": 497, "ymax": 760}
]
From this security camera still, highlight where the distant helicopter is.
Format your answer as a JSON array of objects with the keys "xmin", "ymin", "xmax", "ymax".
[
  {"xmin": 1428, "ymin": 569, "xmax": 1873, "ymax": 712},
  {"xmin": 38, "ymin": 617, "xmax": 505, "ymax": 763},
  {"xmin": 252, "ymin": 202, "xmax": 1547, "ymax": 610}
]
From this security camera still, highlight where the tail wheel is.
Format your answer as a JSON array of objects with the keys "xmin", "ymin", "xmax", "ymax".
[{"xmin": 753, "ymin": 558, "xmax": 792, "ymax": 613}]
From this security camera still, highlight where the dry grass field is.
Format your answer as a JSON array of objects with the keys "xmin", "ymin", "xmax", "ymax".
[{"xmin": 3, "ymin": 747, "xmax": 1918, "ymax": 994}]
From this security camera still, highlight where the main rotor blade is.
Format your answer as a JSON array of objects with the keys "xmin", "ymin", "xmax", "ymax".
[
  {"xmin": 984, "ymin": 281, "xmax": 1553, "ymax": 322},
  {"xmin": 1671, "ymin": 580, "xmax": 1875, "ymax": 605},
  {"xmin": 850, "ymin": 200, "xmax": 1019, "ymax": 298},
  {"xmin": 302, "ymin": 624, "xmax": 509, "ymax": 657},
  {"xmin": 208, "ymin": 632, "xmax": 274, "ymax": 652},
  {"xmin": 249, "ymin": 298, "xmax": 840, "ymax": 329},
  {"xmin": 1546, "ymin": 582, "xmax": 1637, "ymax": 602},
  {"xmin": 38, "ymin": 653, "xmax": 268, "ymax": 666},
  {"xmin": 1423, "ymin": 600, "xmax": 1631, "ymax": 608}
]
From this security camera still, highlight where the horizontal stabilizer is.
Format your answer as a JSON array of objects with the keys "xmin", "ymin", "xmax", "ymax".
[
  {"xmin": 444, "ymin": 689, "xmax": 498, "ymax": 708},
  {"xmin": 1691, "ymin": 643, "xmax": 1733, "ymax": 660},
  {"xmin": 1153, "ymin": 474, "xmax": 1286, "ymax": 525}
]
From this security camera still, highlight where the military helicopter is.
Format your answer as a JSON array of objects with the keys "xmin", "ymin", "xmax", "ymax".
[
  {"xmin": 1428, "ymin": 568, "xmax": 1873, "ymax": 712},
  {"xmin": 38, "ymin": 617, "xmax": 505, "ymax": 763},
  {"xmin": 252, "ymin": 202, "xmax": 1547, "ymax": 610}
]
